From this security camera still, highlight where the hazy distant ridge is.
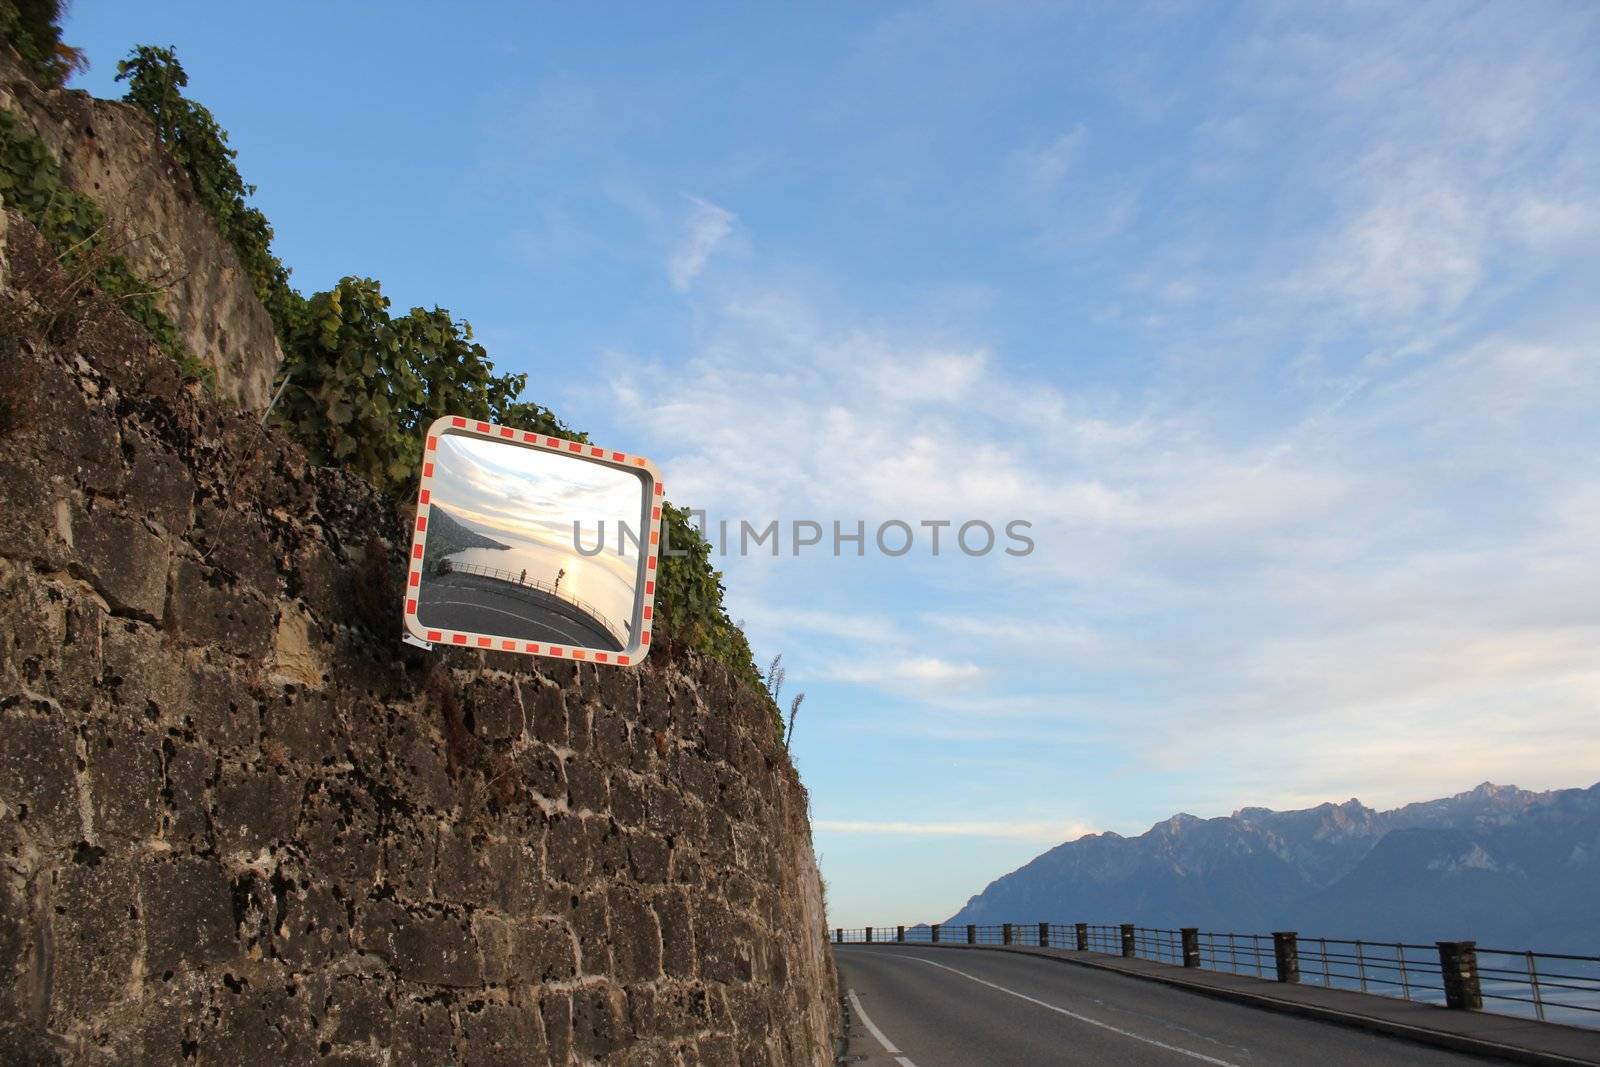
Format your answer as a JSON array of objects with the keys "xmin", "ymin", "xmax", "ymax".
[
  {"xmin": 946, "ymin": 782, "xmax": 1600, "ymax": 950},
  {"xmin": 422, "ymin": 505, "xmax": 510, "ymax": 573}
]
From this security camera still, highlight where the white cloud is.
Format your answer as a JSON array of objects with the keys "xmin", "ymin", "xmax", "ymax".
[
  {"xmin": 815, "ymin": 818, "xmax": 1095, "ymax": 843},
  {"xmin": 1013, "ymin": 124, "xmax": 1088, "ymax": 196},
  {"xmin": 572, "ymin": 0, "xmax": 1600, "ymax": 838},
  {"xmin": 828, "ymin": 656, "xmax": 986, "ymax": 692},
  {"xmin": 667, "ymin": 196, "xmax": 736, "ymax": 292}
]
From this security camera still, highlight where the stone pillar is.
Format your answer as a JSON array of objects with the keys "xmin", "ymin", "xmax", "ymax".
[
  {"xmin": 1181, "ymin": 928, "xmax": 1200, "ymax": 968},
  {"xmin": 1003, "ymin": 922, "xmax": 1013, "ymax": 945},
  {"xmin": 932, "ymin": 924, "xmax": 941, "ymax": 943},
  {"xmin": 966, "ymin": 924, "xmax": 976, "ymax": 945},
  {"xmin": 1121, "ymin": 923, "xmax": 1136, "ymax": 958},
  {"xmin": 1039, "ymin": 921, "xmax": 1050, "ymax": 947},
  {"xmin": 1075, "ymin": 922, "xmax": 1089, "ymax": 951},
  {"xmin": 1272, "ymin": 932, "xmax": 1300, "ymax": 983},
  {"xmin": 1438, "ymin": 942, "xmax": 1483, "ymax": 1010},
  {"xmin": 896, "ymin": 925, "xmax": 905, "ymax": 943}
]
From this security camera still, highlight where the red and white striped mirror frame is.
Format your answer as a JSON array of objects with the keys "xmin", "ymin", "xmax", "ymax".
[{"xmin": 400, "ymin": 414, "xmax": 664, "ymax": 666}]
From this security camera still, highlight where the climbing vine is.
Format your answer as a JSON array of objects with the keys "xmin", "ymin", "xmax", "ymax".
[
  {"xmin": 274, "ymin": 276, "xmax": 577, "ymax": 494},
  {"xmin": 0, "ymin": 0, "xmax": 86, "ymax": 88},
  {"xmin": 115, "ymin": 46, "xmax": 306, "ymax": 340},
  {"xmin": 0, "ymin": 110, "xmax": 208, "ymax": 382}
]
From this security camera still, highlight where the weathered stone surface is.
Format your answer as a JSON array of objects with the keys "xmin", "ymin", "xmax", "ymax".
[
  {"xmin": 141, "ymin": 856, "xmax": 239, "ymax": 974},
  {"xmin": 169, "ymin": 559, "xmax": 273, "ymax": 659},
  {"xmin": 71, "ymin": 507, "xmax": 171, "ymax": 620},
  {"xmin": 0, "ymin": 704, "xmax": 79, "ymax": 841},
  {"xmin": 357, "ymin": 900, "xmax": 481, "ymax": 988},
  {"xmin": 0, "ymin": 47, "xmax": 283, "ymax": 409},
  {"xmin": 50, "ymin": 852, "xmax": 140, "ymax": 1019},
  {"xmin": 573, "ymin": 983, "xmax": 627, "ymax": 1057},
  {"xmin": 83, "ymin": 717, "xmax": 162, "ymax": 840},
  {"xmin": 212, "ymin": 767, "xmax": 302, "ymax": 854}
]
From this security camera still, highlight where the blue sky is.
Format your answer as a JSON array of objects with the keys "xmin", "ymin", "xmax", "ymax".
[{"xmin": 66, "ymin": 2, "xmax": 1600, "ymax": 926}]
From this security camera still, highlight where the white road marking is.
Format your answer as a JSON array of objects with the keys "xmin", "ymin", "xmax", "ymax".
[
  {"xmin": 847, "ymin": 988, "xmax": 918, "ymax": 1065},
  {"xmin": 905, "ymin": 956, "xmax": 1243, "ymax": 1066}
]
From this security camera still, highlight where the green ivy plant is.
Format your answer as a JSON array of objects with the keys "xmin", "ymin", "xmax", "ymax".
[
  {"xmin": 0, "ymin": 109, "xmax": 208, "ymax": 382},
  {"xmin": 274, "ymin": 276, "xmax": 578, "ymax": 494},
  {"xmin": 0, "ymin": 0, "xmax": 86, "ymax": 88},
  {"xmin": 115, "ymin": 46, "xmax": 307, "ymax": 341}
]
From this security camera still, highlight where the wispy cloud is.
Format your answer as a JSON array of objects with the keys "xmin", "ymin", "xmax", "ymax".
[
  {"xmin": 828, "ymin": 656, "xmax": 986, "ymax": 692},
  {"xmin": 668, "ymin": 195, "xmax": 735, "ymax": 292},
  {"xmin": 816, "ymin": 818, "xmax": 1096, "ymax": 843}
]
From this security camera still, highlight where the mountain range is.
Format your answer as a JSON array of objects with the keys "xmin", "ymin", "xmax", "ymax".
[{"xmin": 946, "ymin": 782, "xmax": 1600, "ymax": 951}]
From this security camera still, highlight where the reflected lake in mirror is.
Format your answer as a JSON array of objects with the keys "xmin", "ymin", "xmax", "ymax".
[{"xmin": 414, "ymin": 432, "xmax": 649, "ymax": 652}]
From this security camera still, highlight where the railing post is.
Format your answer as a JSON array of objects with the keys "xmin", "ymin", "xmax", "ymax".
[
  {"xmin": 932, "ymin": 924, "xmax": 941, "ymax": 943},
  {"xmin": 966, "ymin": 924, "xmax": 975, "ymax": 945},
  {"xmin": 835, "ymin": 928, "xmax": 842, "ymax": 944},
  {"xmin": 1181, "ymin": 928, "xmax": 1200, "ymax": 968},
  {"xmin": 1075, "ymin": 922, "xmax": 1088, "ymax": 951},
  {"xmin": 1039, "ymin": 921, "xmax": 1050, "ymax": 947},
  {"xmin": 866, "ymin": 926, "xmax": 873, "ymax": 944},
  {"xmin": 897, "ymin": 925, "xmax": 905, "ymax": 943},
  {"xmin": 1272, "ymin": 932, "xmax": 1300, "ymax": 983},
  {"xmin": 1121, "ymin": 923, "xmax": 1136, "ymax": 958},
  {"xmin": 1003, "ymin": 922, "xmax": 1013, "ymax": 945},
  {"xmin": 1438, "ymin": 941, "xmax": 1482, "ymax": 1010}
]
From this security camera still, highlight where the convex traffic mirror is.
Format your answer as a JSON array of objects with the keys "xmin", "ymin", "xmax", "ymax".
[{"xmin": 401, "ymin": 416, "xmax": 663, "ymax": 665}]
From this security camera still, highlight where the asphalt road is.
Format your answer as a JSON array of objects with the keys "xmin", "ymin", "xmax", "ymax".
[
  {"xmin": 836, "ymin": 946, "xmax": 1513, "ymax": 1066},
  {"xmin": 415, "ymin": 572, "xmax": 622, "ymax": 649}
]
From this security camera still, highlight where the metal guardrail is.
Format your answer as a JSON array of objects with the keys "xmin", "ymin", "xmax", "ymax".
[
  {"xmin": 830, "ymin": 922, "xmax": 1600, "ymax": 1030},
  {"xmin": 435, "ymin": 559, "xmax": 629, "ymax": 645}
]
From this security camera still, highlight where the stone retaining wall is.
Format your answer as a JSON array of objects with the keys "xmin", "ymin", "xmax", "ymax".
[{"xmin": 0, "ymin": 210, "xmax": 837, "ymax": 1065}]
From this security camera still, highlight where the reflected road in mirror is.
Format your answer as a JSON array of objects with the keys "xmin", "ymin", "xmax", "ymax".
[{"xmin": 415, "ymin": 432, "xmax": 648, "ymax": 652}]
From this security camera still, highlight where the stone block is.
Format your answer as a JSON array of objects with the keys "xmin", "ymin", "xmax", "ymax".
[
  {"xmin": 572, "ymin": 984, "xmax": 625, "ymax": 1058},
  {"xmin": 140, "ymin": 856, "xmax": 239, "ymax": 974},
  {"xmin": 273, "ymin": 878, "xmax": 348, "ymax": 970},
  {"xmin": 517, "ymin": 919, "xmax": 577, "ymax": 984},
  {"xmin": 627, "ymin": 832, "xmax": 670, "ymax": 884},
  {"xmin": 51, "ymin": 851, "xmax": 140, "ymax": 1019},
  {"xmin": 168, "ymin": 560, "xmax": 272, "ymax": 658},
  {"xmin": 566, "ymin": 757, "xmax": 609, "ymax": 812},
  {"xmin": 655, "ymin": 890, "xmax": 696, "ymax": 980},
  {"xmin": 607, "ymin": 886, "xmax": 662, "ymax": 982},
  {"xmin": 71, "ymin": 507, "xmax": 169, "ymax": 622},
  {"xmin": 84, "ymin": 717, "xmax": 162, "ymax": 840},
  {"xmin": 327, "ymin": 977, "xmax": 393, "ymax": 1048},
  {"xmin": 124, "ymin": 431, "xmax": 194, "ymax": 535},
  {"xmin": 465, "ymin": 677, "xmax": 522, "ymax": 741},
  {"xmin": 260, "ymin": 686, "xmax": 341, "ymax": 764},
  {"xmin": 391, "ymin": 997, "xmax": 453, "ymax": 1066},
  {"xmin": 184, "ymin": 662, "xmax": 261, "ymax": 749},
  {"xmin": 213, "ymin": 768, "xmax": 302, "ymax": 854},
  {"xmin": 546, "ymin": 813, "xmax": 591, "ymax": 885},
  {"xmin": 356, "ymin": 900, "xmax": 482, "ymax": 988},
  {"xmin": 460, "ymin": 1001, "xmax": 545, "ymax": 1067},
  {"xmin": 527, "ymin": 682, "xmax": 568, "ymax": 744},
  {"xmin": 0, "ymin": 704, "xmax": 79, "ymax": 841},
  {"xmin": 99, "ymin": 620, "xmax": 184, "ymax": 719},
  {"xmin": 160, "ymin": 738, "xmax": 211, "ymax": 846},
  {"xmin": 518, "ymin": 743, "xmax": 565, "ymax": 805},
  {"xmin": 610, "ymin": 773, "xmax": 646, "ymax": 826},
  {"xmin": 540, "ymin": 989, "xmax": 573, "ymax": 1064},
  {"xmin": 298, "ymin": 782, "xmax": 381, "ymax": 889}
]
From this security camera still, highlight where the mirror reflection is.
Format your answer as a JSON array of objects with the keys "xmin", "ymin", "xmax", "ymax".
[{"xmin": 414, "ymin": 431, "xmax": 649, "ymax": 653}]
